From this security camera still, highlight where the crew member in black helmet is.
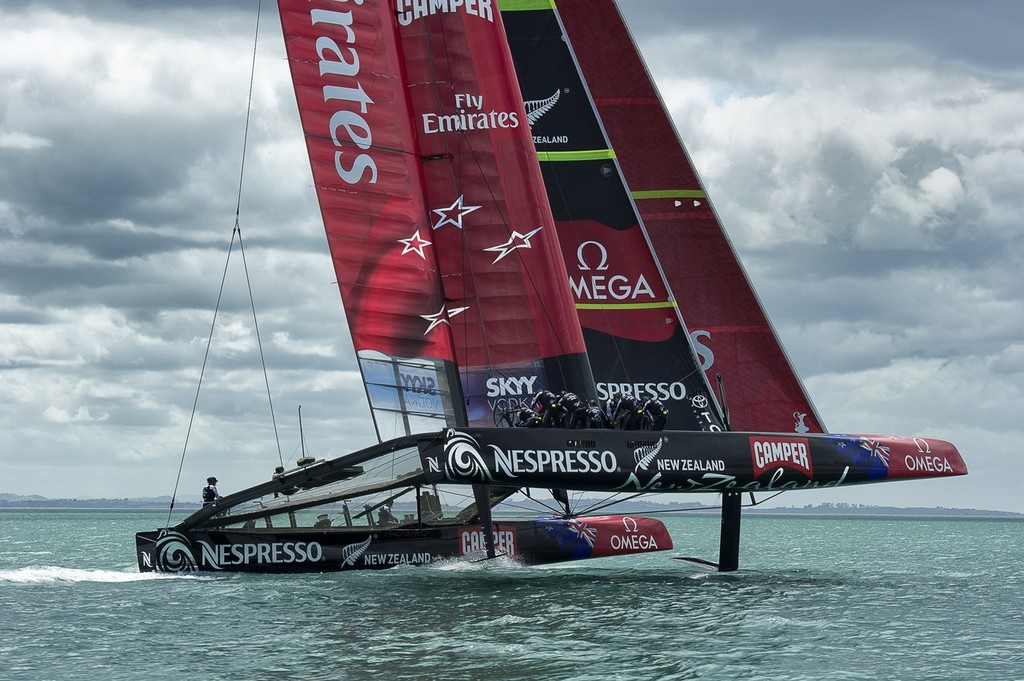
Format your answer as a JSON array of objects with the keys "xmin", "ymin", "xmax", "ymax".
[
  {"xmin": 640, "ymin": 396, "xmax": 669, "ymax": 431},
  {"xmin": 556, "ymin": 391, "xmax": 586, "ymax": 428},
  {"xmin": 608, "ymin": 395, "xmax": 641, "ymax": 429},
  {"xmin": 516, "ymin": 407, "xmax": 542, "ymax": 428},
  {"xmin": 583, "ymin": 400, "xmax": 608, "ymax": 429},
  {"xmin": 530, "ymin": 389, "xmax": 556, "ymax": 426},
  {"xmin": 202, "ymin": 476, "xmax": 221, "ymax": 507}
]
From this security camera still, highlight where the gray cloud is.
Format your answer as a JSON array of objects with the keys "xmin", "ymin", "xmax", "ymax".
[
  {"xmin": 1, "ymin": 2, "xmax": 1021, "ymax": 511},
  {"xmin": 615, "ymin": 0, "xmax": 1024, "ymax": 511}
]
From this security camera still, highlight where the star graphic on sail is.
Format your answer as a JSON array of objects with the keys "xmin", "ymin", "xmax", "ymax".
[
  {"xmin": 432, "ymin": 195, "xmax": 481, "ymax": 230},
  {"xmin": 483, "ymin": 226, "xmax": 543, "ymax": 264},
  {"xmin": 398, "ymin": 229, "xmax": 432, "ymax": 259},
  {"xmin": 421, "ymin": 303, "xmax": 469, "ymax": 335}
]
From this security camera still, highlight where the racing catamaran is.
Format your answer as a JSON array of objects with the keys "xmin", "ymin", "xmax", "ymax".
[{"xmin": 135, "ymin": 0, "xmax": 965, "ymax": 575}]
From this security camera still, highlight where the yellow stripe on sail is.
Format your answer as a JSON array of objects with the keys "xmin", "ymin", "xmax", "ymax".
[
  {"xmin": 536, "ymin": 149, "xmax": 616, "ymax": 162},
  {"xmin": 499, "ymin": 0, "xmax": 556, "ymax": 11},
  {"xmin": 631, "ymin": 189, "xmax": 707, "ymax": 200}
]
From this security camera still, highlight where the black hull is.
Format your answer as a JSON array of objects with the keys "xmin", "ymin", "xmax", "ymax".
[
  {"xmin": 136, "ymin": 515, "xmax": 672, "ymax": 574},
  {"xmin": 135, "ymin": 427, "xmax": 964, "ymax": 574}
]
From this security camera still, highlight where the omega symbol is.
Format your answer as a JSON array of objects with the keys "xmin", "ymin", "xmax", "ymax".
[{"xmin": 576, "ymin": 241, "xmax": 609, "ymax": 271}]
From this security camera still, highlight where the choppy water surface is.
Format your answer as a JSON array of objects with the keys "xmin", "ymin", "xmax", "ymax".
[{"xmin": 1, "ymin": 510, "xmax": 1021, "ymax": 680}]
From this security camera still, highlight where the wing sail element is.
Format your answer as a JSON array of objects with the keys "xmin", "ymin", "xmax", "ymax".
[
  {"xmin": 502, "ymin": 5, "xmax": 726, "ymax": 431},
  {"xmin": 279, "ymin": 0, "xmax": 597, "ymax": 435},
  {"xmin": 503, "ymin": 0, "xmax": 824, "ymax": 434}
]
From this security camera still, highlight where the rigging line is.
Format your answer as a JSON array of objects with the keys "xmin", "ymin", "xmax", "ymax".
[
  {"xmin": 167, "ymin": 3, "xmax": 275, "ymax": 524},
  {"xmin": 609, "ymin": 491, "xmax": 787, "ymax": 515},
  {"xmin": 743, "ymin": 491, "xmax": 786, "ymax": 508},
  {"xmin": 234, "ymin": 0, "xmax": 263, "ymax": 218},
  {"xmin": 629, "ymin": 505, "xmax": 719, "ymax": 515},
  {"xmin": 236, "ymin": 223, "xmax": 284, "ymax": 467},
  {"xmin": 166, "ymin": 230, "xmax": 240, "ymax": 527},
  {"xmin": 500, "ymin": 498, "xmax": 566, "ymax": 516},
  {"xmin": 578, "ymin": 491, "xmax": 652, "ymax": 515},
  {"xmin": 229, "ymin": 0, "xmax": 284, "ymax": 467}
]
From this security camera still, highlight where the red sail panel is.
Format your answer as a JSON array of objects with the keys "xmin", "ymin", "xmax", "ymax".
[
  {"xmin": 280, "ymin": 1, "xmax": 595, "ymax": 429},
  {"xmin": 554, "ymin": 0, "xmax": 825, "ymax": 434},
  {"xmin": 279, "ymin": 1, "xmax": 470, "ymax": 438},
  {"xmin": 395, "ymin": 4, "xmax": 595, "ymax": 422},
  {"xmin": 278, "ymin": 0, "xmax": 455, "ymax": 365}
]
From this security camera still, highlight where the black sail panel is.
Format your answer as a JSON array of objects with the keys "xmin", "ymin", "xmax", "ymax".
[{"xmin": 503, "ymin": 4, "xmax": 724, "ymax": 431}]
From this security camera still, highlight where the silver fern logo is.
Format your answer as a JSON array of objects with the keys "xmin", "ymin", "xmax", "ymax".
[
  {"xmin": 443, "ymin": 429, "xmax": 496, "ymax": 482},
  {"xmin": 154, "ymin": 529, "xmax": 198, "ymax": 573},
  {"xmin": 633, "ymin": 437, "xmax": 667, "ymax": 472},
  {"xmin": 525, "ymin": 90, "xmax": 561, "ymax": 126},
  {"xmin": 341, "ymin": 537, "xmax": 371, "ymax": 568}
]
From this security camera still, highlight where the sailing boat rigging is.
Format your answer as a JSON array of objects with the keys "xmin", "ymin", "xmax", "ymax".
[
  {"xmin": 295, "ymin": 406, "xmax": 315, "ymax": 466},
  {"xmin": 135, "ymin": 0, "xmax": 965, "ymax": 575}
]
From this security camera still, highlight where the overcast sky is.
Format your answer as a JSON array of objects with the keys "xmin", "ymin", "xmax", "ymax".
[{"xmin": 2, "ymin": 1, "xmax": 1021, "ymax": 513}]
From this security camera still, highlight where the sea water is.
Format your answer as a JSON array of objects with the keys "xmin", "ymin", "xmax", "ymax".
[{"xmin": 1, "ymin": 510, "xmax": 1021, "ymax": 680}]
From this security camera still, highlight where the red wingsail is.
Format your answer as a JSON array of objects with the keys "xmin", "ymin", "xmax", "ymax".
[
  {"xmin": 396, "ymin": 3, "xmax": 587, "ymax": 370},
  {"xmin": 536, "ymin": 0, "xmax": 826, "ymax": 434},
  {"xmin": 279, "ymin": 0, "xmax": 595, "ymax": 431},
  {"xmin": 278, "ymin": 0, "xmax": 455, "ymax": 363}
]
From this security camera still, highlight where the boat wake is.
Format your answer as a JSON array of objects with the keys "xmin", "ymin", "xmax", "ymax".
[
  {"xmin": 0, "ymin": 566, "xmax": 210, "ymax": 584},
  {"xmin": 426, "ymin": 555, "xmax": 524, "ymax": 572}
]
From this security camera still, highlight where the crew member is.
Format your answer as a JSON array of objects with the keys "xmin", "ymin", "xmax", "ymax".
[
  {"xmin": 604, "ymin": 396, "xmax": 622, "ymax": 424},
  {"xmin": 272, "ymin": 465, "xmax": 284, "ymax": 498},
  {"xmin": 530, "ymin": 389, "xmax": 556, "ymax": 426},
  {"xmin": 640, "ymin": 397, "xmax": 669, "ymax": 431},
  {"xmin": 557, "ymin": 392, "xmax": 586, "ymax": 428},
  {"xmin": 379, "ymin": 502, "xmax": 395, "ymax": 525},
  {"xmin": 515, "ymin": 407, "xmax": 542, "ymax": 427},
  {"xmin": 202, "ymin": 476, "xmax": 221, "ymax": 507},
  {"xmin": 583, "ymin": 400, "xmax": 608, "ymax": 429},
  {"xmin": 608, "ymin": 396, "xmax": 641, "ymax": 429}
]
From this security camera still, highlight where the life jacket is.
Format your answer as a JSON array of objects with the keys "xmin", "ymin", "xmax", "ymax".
[{"xmin": 202, "ymin": 485, "xmax": 217, "ymax": 503}]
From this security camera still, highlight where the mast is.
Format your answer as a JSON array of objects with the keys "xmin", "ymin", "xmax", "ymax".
[{"xmin": 296, "ymin": 405, "xmax": 315, "ymax": 466}]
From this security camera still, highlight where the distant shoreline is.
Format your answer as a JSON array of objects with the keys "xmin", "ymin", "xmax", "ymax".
[{"xmin": 1, "ymin": 494, "xmax": 1020, "ymax": 518}]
